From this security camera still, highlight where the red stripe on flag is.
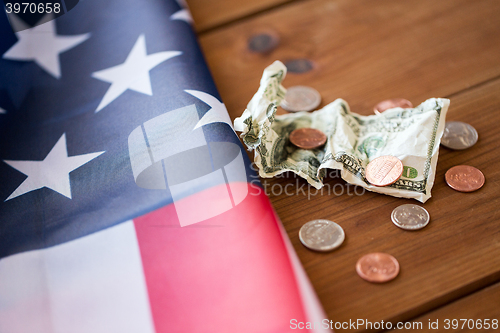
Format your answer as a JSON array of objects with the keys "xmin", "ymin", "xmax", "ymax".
[{"xmin": 133, "ymin": 183, "xmax": 307, "ymax": 332}]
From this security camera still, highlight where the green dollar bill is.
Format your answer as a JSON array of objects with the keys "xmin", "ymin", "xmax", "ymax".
[{"xmin": 234, "ymin": 61, "xmax": 450, "ymax": 203}]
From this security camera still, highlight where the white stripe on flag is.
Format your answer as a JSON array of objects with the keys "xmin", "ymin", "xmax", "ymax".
[
  {"xmin": 277, "ymin": 221, "xmax": 333, "ymax": 333},
  {"xmin": 0, "ymin": 221, "xmax": 155, "ymax": 333}
]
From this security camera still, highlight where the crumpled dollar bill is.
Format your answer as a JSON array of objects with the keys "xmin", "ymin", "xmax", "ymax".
[{"xmin": 234, "ymin": 61, "xmax": 450, "ymax": 203}]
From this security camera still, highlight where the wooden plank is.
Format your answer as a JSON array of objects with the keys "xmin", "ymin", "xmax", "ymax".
[
  {"xmin": 186, "ymin": 0, "xmax": 293, "ymax": 32},
  {"xmin": 198, "ymin": 0, "xmax": 500, "ymax": 329},
  {"xmin": 261, "ymin": 78, "xmax": 500, "ymax": 330},
  {"xmin": 199, "ymin": 0, "xmax": 500, "ymax": 120},
  {"xmin": 397, "ymin": 283, "xmax": 500, "ymax": 332}
]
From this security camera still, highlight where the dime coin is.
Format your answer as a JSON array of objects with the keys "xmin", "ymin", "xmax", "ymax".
[
  {"xmin": 281, "ymin": 86, "xmax": 321, "ymax": 112},
  {"xmin": 299, "ymin": 219, "xmax": 345, "ymax": 252},
  {"xmin": 391, "ymin": 204, "xmax": 430, "ymax": 230},
  {"xmin": 356, "ymin": 253, "xmax": 400, "ymax": 283},
  {"xmin": 365, "ymin": 155, "xmax": 403, "ymax": 187},
  {"xmin": 373, "ymin": 98, "xmax": 413, "ymax": 114},
  {"xmin": 289, "ymin": 128, "xmax": 327, "ymax": 149},
  {"xmin": 441, "ymin": 121, "xmax": 478, "ymax": 150},
  {"xmin": 445, "ymin": 165, "xmax": 485, "ymax": 192}
]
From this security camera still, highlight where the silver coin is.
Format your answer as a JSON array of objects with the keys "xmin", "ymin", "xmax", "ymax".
[
  {"xmin": 299, "ymin": 219, "xmax": 345, "ymax": 251},
  {"xmin": 284, "ymin": 59, "xmax": 314, "ymax": 74},
  {"xmin": 391, "ymin": 204, "xmax": 430, "ymax": 230},
  {"xmin": 441, "ymin": 121, "xmax": 478, "ymax": 150},
  {"xmin": 248, "ymin": 33, "xmax": 279, "ymax": 53},
  {"xmin": 281, "ymin": 86, "xmax": 321, "ymax": 112}
]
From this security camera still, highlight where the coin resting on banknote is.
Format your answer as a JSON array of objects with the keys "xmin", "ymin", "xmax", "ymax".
[
  {"xmin": 281, "ymin": 86, "xmax": 321, "ymax": 112},
  {"xmin": 365, "ymin": 155, "xmax": 403, "ymax": 187},
  {"xmin": 373, "ymin": 98, "xmax": 413, "ymax": 115},
  {"xmin": 289, "ymin": 128, "xmax": 327, "ymax": 149},
  {"xmin": 233, "ymin": 61, "xmax": 451, "ymax": 203}
]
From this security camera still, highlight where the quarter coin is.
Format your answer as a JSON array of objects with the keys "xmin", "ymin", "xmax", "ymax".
[
  {"xmin": 356, "ymin": 253, "xmax": 400, "ymax": 283},
  {"xmin": 391, "ymin": 204, "xmax": 430, "ymax": 230},
  {"xmin": 289, "ymin": 128, "xmax": 327, "ymax": 149},
  {"xmin": 365, "ymin": 155, "xmax": 403, "ymax": 187},
  {"xmin": 299, "ymin": 219, "xmax": 345, "ymax": 252},
  {"xmin": 441, "ymin": 121, "xmax": 478, "ymax": 150},
  {"xmin": 445, "ymin": 165, "xmax": 485, "ymax": 192},
  {"xmin": 281, "ymin": 86, "xmax": 321, "ymax": 112},
  {"xmin": 373, "ymin": 98, "xmax": 413, "ymax": 114}
]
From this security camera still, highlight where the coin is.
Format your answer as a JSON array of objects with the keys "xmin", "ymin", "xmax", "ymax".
[
  {"xmin": 248, "ymin": 32, "xmax": 279, "ymax": 53},
  {"xmin": 445, "ymin": 165, "xmax": 485, "ymax": 192},
  {"xmin": 365, "ymin": 155, "xmax": 403, "ymax": 187},
  {"xmin": 299, "ymin": 219, "xmax": 345, "ymax": 252},
  {"xmin": 289, "ymin": 128, "xmax": 327, "ymax": 149},
  {"xmin": 356, "ymin": 253, "xmax": 400, "ymax": 283},
  {"xmin": 284, "ymin": 59, "xmax": 314, "ymax": 74},
  {"xmin": 391, "ymin": 204, "xmax": 430, "ymax": 230},
  {"xmin": 441, "ymin": 121, "xmax": 478, "ymax": 150},
  {"xmin": 281, "ymin": 86, "xmax": 321, "ymax": 112},
  {"xmin": 373, "ymin": 98, "xmax": 413, "ymax": 114}
]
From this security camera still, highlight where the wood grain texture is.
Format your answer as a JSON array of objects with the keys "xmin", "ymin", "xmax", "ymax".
[
  {"xmin": 199, "ymin": 0, "xmax": 500, "ymax": 120},
  {"xmin": 255, "ymin": 78, "xmax": 500, "ymax": 330},
  {"xmin": 185, "ymin": 0, "xmax": 293, "ymax": 32},
  {"xmin": 197, "ymin": 0, "xmax": 500, "ymax": 330},
  {"xmin": 400, "ymin": 283, "xmax": 500, "ymax": 332}
]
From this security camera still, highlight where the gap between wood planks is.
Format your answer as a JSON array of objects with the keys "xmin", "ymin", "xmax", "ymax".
[
  {"xmin": 378, "ymin": 74, "xmax": 500, "ymax": 330},
  {"xmin": 381, "ymin": 271, "xmax": 500, "ymax": 332},
  {"xmin": 445, "ymin": 74, "xmax": 500, "ymax": 100},
  {"xmin": 191, "ymin": 0, "xmax": 500, "ymax": 328}
]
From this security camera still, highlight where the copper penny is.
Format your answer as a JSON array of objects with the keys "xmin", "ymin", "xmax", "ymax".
[
  {"xmin": 445, "ymin": 165, "xmax": 485, "ymax": 192},
  {"xmin": 365, "ymin": 155, "xmax": 403, "ymax": 187},
  {"xmin": 289, "ymin": 128, "xmax": 327, "ymax": 149},
  {"xmin": 356, "ymin": 253, "xmax": 400, "ymax": 283},
  {"xmin": 373, "ymin": 98, "xmax": 413, "ymax": 114}
]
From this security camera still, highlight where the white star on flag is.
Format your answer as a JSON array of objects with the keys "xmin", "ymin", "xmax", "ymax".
[
  {"xmin": 170, "ymin": 9, "xmax": 193, "ymax": 24},
  {"xmin": 170, "ymin": 0, "xmax": 193, "ymax": 24},
  {"xmin": 3, "ymin": 134, "xmax": 104, "ymax": 201},
  {"xmin": 2, "ymin": 14, "xmax": 90, "ymax": 79},
  {"xmin": 185, "ymin": 90, "xmax": 235, "ymax": 134},
  {"xmin": 92, "ymin": 34, "xmax": 182, "ymax": 112},
  {"xmin": 0, "ymin": 107, "xmax": 6, "ymax": 114}
]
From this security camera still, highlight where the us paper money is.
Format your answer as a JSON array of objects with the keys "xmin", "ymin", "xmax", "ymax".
[{"xmin": 234, "ymin": 61, "xmax": 450, "ymax": 203}]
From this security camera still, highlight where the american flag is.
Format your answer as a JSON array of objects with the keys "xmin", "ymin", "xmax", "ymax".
[{"xmin": 0, "ymin": 0, "xmax": 328, "ymax": 332}]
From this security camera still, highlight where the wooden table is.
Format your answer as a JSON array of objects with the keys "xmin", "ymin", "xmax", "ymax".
[{"xmin": 187, "ymin": 0, "xmax": 500, "ymax": 330}]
